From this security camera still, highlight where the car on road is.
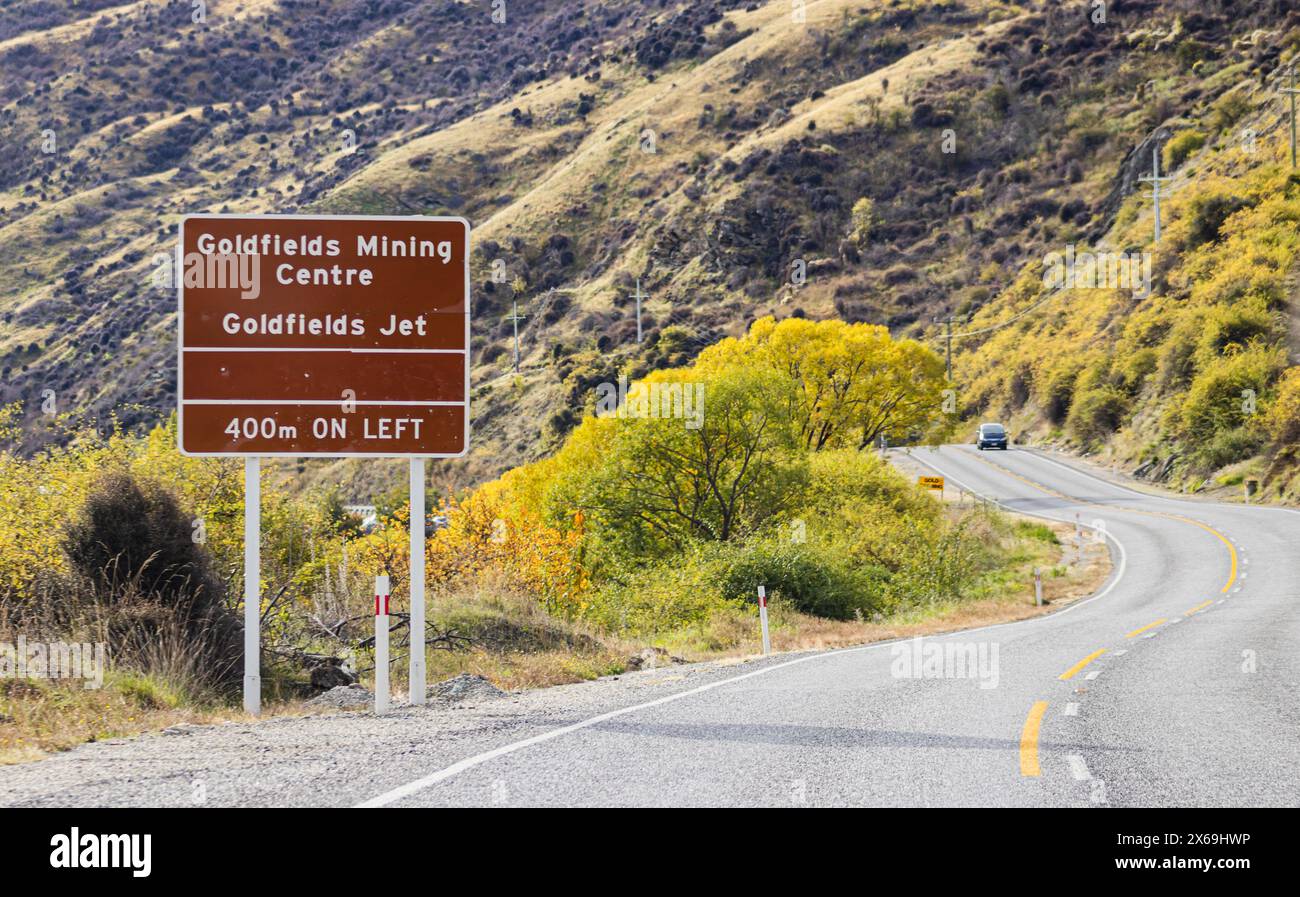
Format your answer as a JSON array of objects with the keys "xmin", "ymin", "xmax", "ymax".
[{"xmin": 976, "ymin": 422, "xmax": 1008, "ymax": 450}]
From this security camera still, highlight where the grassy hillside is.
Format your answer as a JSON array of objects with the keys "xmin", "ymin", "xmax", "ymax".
[
  {"xmin": 3, "ymin": 0, "xmax": 1291, "ymax": 502},
  {"xmin": 952, "ymin": 15, "xmax": 1300, "ymax": 498}
]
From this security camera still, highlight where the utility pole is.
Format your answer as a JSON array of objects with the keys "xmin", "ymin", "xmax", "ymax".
[
  {"xmin": 933, "ymin": 315, "xmax": 954, "ymax": 380},
  {"xmin": 1137, "ymin": 146, "xmax": 1174, "ymax": 247},
  {"xmin": 505, "ymin": 299, "xmax": 527, "ymax": 372},
  {"xmin": 631, "ymin": 278, "xmax": 645, "ymax": 343},
  {"xmin": 1280, "ymin": 62, "xmax": 1299, "ymax": 168}
]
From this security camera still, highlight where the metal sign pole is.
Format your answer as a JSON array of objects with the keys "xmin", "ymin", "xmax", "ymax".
[
  {"xmin": 243, "ymin": 457, "xmax": 261, "ymax": 716},
  {"xmin": 758, "ymin": 585, "xmax": 771, "ymax": 656},
  {"xmin": 409, "ymin": 459, "xmax": 426, "ymax": 705}
]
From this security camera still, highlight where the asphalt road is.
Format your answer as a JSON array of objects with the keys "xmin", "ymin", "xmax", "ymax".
[{"xmin": 2, "ymin": 446, "xmax": 1297, "ymax": 808}]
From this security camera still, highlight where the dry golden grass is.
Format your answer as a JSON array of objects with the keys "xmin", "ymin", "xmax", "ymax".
[{"xmin": 0, "ymin": 675, "xmax": 266, "ymax": 765}]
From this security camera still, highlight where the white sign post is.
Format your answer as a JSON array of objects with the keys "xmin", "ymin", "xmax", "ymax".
[
  {"xmin": 375, "ymin": 574, "xmax": 391, "ymax": 714},
  {"xmin": 1034, "ymin": 567, "xmax": 1043, "ymax": 608},
  {"xmin": 758, "ymin": 585, "xmax": 771, "ymax": 656},
  {"xmin": 409, "ymin": 460, "xmax": 426, "ymax": 705},
  {"xmin": 243, "ymin": 458, "xmax": 261, "ymax": 716}
]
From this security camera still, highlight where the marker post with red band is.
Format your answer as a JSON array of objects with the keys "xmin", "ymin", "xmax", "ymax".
[
  {"xmin": 375, "ymin": 574, "xmax": 391, "ymax": 713},
  {"xmin": 758, "ymin": 585, "xmax": 771, "ymax": 656}
]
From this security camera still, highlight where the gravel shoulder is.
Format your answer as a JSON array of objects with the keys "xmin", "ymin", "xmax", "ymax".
[{"xmin": 0, "ymin": 653, "xmax": 816, "ymax": 807}]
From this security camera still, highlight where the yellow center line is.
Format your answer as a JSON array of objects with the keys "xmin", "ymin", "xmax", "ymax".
[
  {"xmin": 1185, "ymin": 599, "xmax": 1214, "ymax": 616},
  {"xmin": 1125, "ymin": 618, "xmax": 1166, "ymax": 639},
  {"xmin": 1163, "ymin": 515, "xmax": 1237, "ymax": 592},
  {"xmin": 964, "ymin": 452, "xmax": 1239, "ymax": 593},
  {"xmin": 1059, "ymin": 648, "xmax": 1107, "ymax": 680},
  {"xmin": 1020, "ymin": 701, "xmax": 1048, "ymax": 776}
]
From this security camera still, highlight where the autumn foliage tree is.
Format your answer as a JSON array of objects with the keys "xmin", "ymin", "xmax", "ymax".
[{"xmin": 695, "ymin": 316, "xmax": 949, "ymax": 450}]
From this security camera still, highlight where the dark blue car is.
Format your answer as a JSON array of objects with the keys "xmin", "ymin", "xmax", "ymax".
[{"xmin": 976, "ymin": 422, "xmax": 1008, "ymax": 450}]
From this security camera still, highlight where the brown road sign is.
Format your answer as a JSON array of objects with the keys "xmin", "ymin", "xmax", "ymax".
[{"xmin": 178, "ymin": 214, "xmax": 470, "ymax": 457}]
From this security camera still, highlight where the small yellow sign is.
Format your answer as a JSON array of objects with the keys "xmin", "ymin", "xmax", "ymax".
[{"xmin": 918, "ymin": 475, "xmax": 944, "ymax": 491}]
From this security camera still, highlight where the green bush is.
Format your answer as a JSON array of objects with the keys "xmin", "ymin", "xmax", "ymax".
[
  {"xmin": 1041, "ymin": 368, "xmax": 1078, "ymax": 425},
  {"xmin": 1163, "ymin": 130, "xmax": 1205, "ymax": 171},
  {"xmin": 710, "ymin": 540, "xmax": 887, "ymax": 620},
  {"xmin": 1179, "ymin": 345, "xmax": 1285, "ymax": 436},
  {"xmin": 1067, "ymin": 386, "xmax": 1129, "ymax": 445},
  {"xmin": 1187, "ymin": 194, "xmax": 1250, "ymax": 247},
  {"xmin": 63, "ymin": 473, "xmax": 243, "ymax": 694},
  {"xmin": 586, "ymin": 536, "xmax": 888, "ymax": 633},
  {"xmin": 1209, "ymin": 92, "xmax": 1251, "ymax": 132},
  {"xmin": 1191, "ymin": 427, "xmax": 1266, "ymax": 471}
]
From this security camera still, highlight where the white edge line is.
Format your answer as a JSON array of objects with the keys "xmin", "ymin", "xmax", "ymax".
[{"xmin": 354, "ymin": 448, "xmax": 1130, "ymax": 808}]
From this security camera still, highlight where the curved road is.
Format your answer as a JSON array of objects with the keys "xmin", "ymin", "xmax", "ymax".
[{"xmin": 1, "ymin": 446, "xmax": 1296, "ymax": 807}]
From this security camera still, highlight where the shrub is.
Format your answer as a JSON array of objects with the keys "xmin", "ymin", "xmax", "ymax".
[
  {"xmin": 710, "ymin": 539, "xmax": 887, "ymax": 620},
  {"xmin": 1209, "ymin": 92, "xmax": 1251, "ymax": 132},
  {"xmin": 1190, "ymin": 426, "xmax": 1266, "ymax": 471},
  {"xmin": 63, "ymin": 473, "xmax": 242, "ymax": 694},
  {"xmin": 1163, "ymin": 130, "xmax": 1205, "ymax": 171},
  {"xmin": 1267, "ymin": 366, "xmax": 1300, "ymax": 447},
  {"xmin": 1067, "ymin": 386, "xmax": 1129, "ymax": 445},
  {"xmin": 1040, "ymin": 367, "xmax": 1079, "ymax": 424},
  {"xmin": 586, "ymin": 536, "xmax": 888, "ymax": 633},
  {"xmin": 1193, "ymin": 303, "xmax": 1275, "ymax": 370},
  {"xmin": 1178, "ymin": 345, "xmax": 1285, "ymax": 437},
  {"xmin": 1187, "ymin": 194, "xmax": 1249, "ymax": 247},
  {"xmin": 849, "ymin": 197, "xmax": 875, "ymax": 248}
]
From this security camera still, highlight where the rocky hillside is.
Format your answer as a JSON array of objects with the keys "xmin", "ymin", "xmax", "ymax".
[{"xmin": 1, "ymin": 0, "xmax": 1296, "ymax": 497}]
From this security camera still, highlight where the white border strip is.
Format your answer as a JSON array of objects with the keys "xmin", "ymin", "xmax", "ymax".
[{"xmin": 184, "ymin": 347, "xmax": 467, "ymax": 354}]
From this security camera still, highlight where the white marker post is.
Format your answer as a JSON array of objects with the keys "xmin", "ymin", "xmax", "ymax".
[
  {"xmin": 375, "ymin": 574, "xmax": 391, "ymax": 714},
  {"xmin": 1034, "ymin": 567, "xmax": 1043, "ymax": 607},
  {"xmin": 758, "ymin": 585, "xmax": 771, "ymax": 656},
  {"xmin": 243, "ymin": 457, "xmax": 260, "ymax": 716},
  {"xmin": 409, "ymin": 459, "xmax": 426, "ymax": 705}
]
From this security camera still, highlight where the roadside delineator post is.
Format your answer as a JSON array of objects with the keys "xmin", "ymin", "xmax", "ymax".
[
  {"xmin": 375, "ymin": 574, "xmax": 391, "ymax": 714},
  {"xmin": 1034, "ymin": 567, "xmax": 1043, "ymax": 607},
  {"xmin": 758, "ymin": 585, "xmax": 771, "ymax": 656}
]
